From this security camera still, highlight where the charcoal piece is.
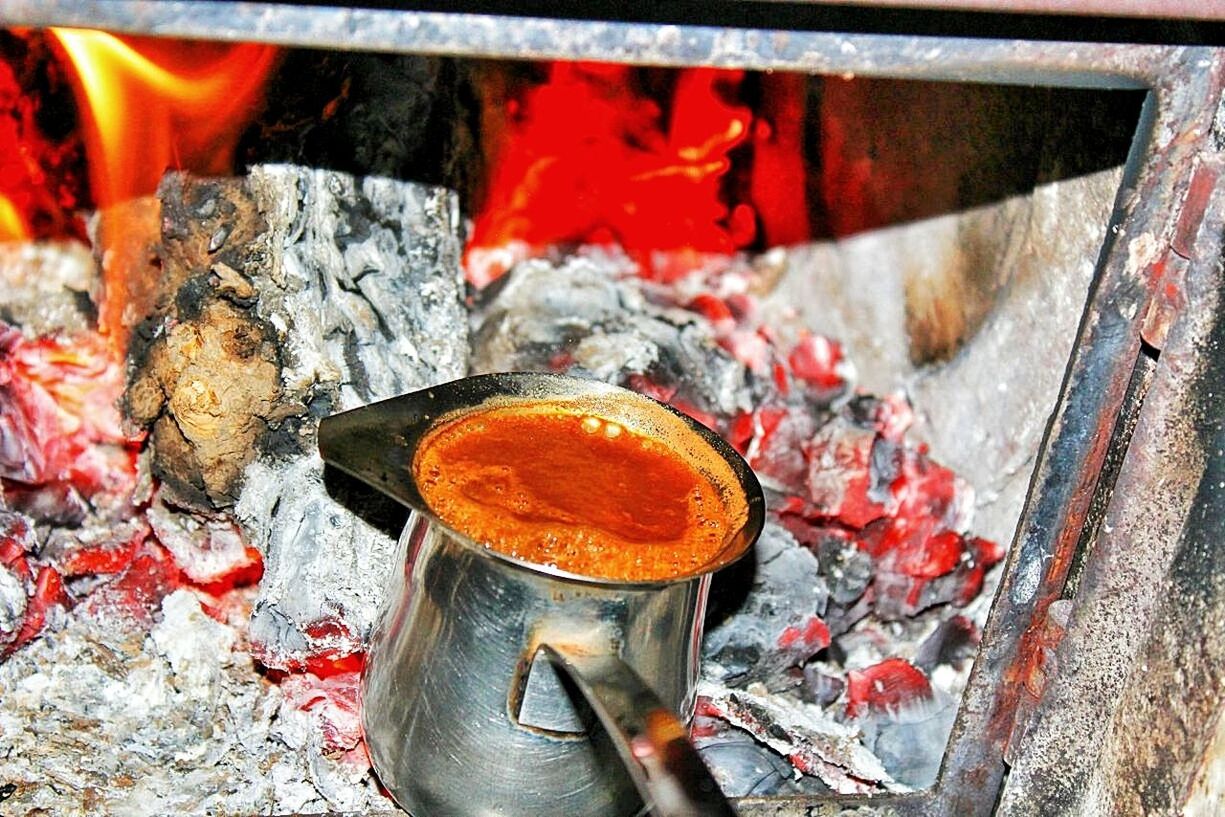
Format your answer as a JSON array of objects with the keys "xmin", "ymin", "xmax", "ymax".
[
  {"xmin": 855, "ymin": 687, "xmax": 959, "ymax": 789},
  {"xmin": 868, "ymin": 436, "xmax": 903, "ymax": 504},
  {"xmin": 698, "ymin": 680, "xmax": 906, "ymax": 795},
  {"xmin": 244, "ymin": 166, "xmax": 468, "ymax": 408},
  {"xmin": 870, "ymin": 533, "xmax": 998, "ymax": 621},
  {"xmin": 821, "ymin": 590, "xmax": 876, "ymax": 642},
  {"xmin": 742, "ymin": 405, "xmax": 818, "ymax": 494},
  {"xmin": 815, "ymin": 535, "xmax": 874, "ymax": 607},
  {"xmin": 693, "ymin": 713, "xmax": 820, "ymax": 797},
  {"xmin": 801, "ymin": 664, "xmax": 847, "ymax": 707},
  {"xmin": 841, "ymin": 393, "xmax": 891, "ymax": 431},
  {"xmin": 915, "ymin": 614, "xmax": 980, "ymax": 673},
  {"xmin": 472, "ymin": 254, "xmax": 752, "ymax": 419},
  {"xmin": 805, "ymin": 417, "xmax": 890, "ymax": 528},
  {"xmin": 702, "ymin": 522, "xmax": 830, "ymax": 688}
]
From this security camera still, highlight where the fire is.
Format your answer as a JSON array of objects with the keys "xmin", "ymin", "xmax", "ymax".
[
  {"xmin": 50, "ymin": 29, "xmax": 277, "ymax": 347},
  {"xmin": 465, "ymin": 62, "xmax": 810, "ymax": 287},
  {"xmin": 0, "ymin": 44, "xmax": 86, "ymax": 244},
  {"xmin": 50, "ymin": 29, "xmax": 277, "ymax": 208}
]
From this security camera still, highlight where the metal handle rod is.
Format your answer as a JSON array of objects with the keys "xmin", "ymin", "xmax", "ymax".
[{"xmin": 541, "ymin": 644, "xmax": 738, "ymax": 817}]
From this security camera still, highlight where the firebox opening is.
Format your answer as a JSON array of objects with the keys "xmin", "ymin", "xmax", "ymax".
[{"xmin": 0, "ymin": 27, "xmax": 1147, "ymax": 815}]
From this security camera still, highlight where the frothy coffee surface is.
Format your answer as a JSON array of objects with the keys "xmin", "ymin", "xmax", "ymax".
[{"xmin": 413, "ymin": 400, "xmax": 744, "ymax": 581}]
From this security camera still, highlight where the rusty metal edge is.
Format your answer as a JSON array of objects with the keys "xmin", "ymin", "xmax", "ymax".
[
  {"xmin": 993, "ymin": 137, "xmax": 1225, "ymax": 815},
  {"xmin": 0, "ymin": 4, "xmax": 1219, "ymax": 816}
]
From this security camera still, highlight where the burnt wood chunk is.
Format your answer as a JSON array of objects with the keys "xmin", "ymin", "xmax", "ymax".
[
  {"xmin": 125, "ymin": 175, "xmax": 282, "ymax": 510},
  {"xmin": 125, "ymin": 165, "xmax": 469, "ymax": 668}
]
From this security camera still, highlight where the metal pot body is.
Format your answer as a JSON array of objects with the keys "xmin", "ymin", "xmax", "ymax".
[{"xmin": 363, "ymin": 511, "xmax": 708, "ymax": 817}]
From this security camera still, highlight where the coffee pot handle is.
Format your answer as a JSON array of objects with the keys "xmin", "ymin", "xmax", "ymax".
[{"xmin": 540, "ymin": 644, "xmax": 738, "ymax": 817}]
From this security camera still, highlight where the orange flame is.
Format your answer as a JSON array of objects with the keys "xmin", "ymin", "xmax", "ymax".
[
  {"xmin": 48, "ymin": 29, "xmax": 277, "ymax": 348},
  {"xmin": 465, "ymin": 62, "xmax": 810, "ymax": 287},
  {"xmin": 51, "ymin": 29, "xmax": 277, "ymax": 208}
]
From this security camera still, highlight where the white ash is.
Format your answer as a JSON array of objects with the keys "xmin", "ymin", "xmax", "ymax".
[
  {"xmin": 233, "ymin": 166, "xmax": 469, "ymax": 669},
  {"xmin": 0, "ymin": 240, "xmax": 98, "ymax": 336},
  {"xmin": 697, "ymin": 680, "xmax": 907, "ymax": 795},
  {"xmin": 147, "ymin": 489, "xmax": 251, "ymax": 584},
  {"xmin": 472, "ymin": 252, "xmax": 753, "ymax": 418},
  {"xmin": 0, "ymin": 589, "xmax": 388, "ymax": 816}
]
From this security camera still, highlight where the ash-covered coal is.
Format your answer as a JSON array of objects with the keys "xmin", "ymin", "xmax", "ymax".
[
  {"xmin": 702, "ymin": 522, "xmax": 830, "ymax": 691},
  {"xmin": 471, "ymin": 251, "xmax": 753, "ymax": 420},
  {"xmin": 473, "ymin": 251, "xmax": 1001, "ymax": 794},
  {"xmin": 0, "ymin": 588, "xmax": 388, "ymax": 815}
]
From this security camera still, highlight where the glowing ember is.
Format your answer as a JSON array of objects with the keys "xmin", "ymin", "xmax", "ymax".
[
  {"xmin": 1, "ymin": 511, "xmax": 70, "ymax": 659},
  {"xmin": 465, "ymin": 63, "xmax": 809, "ymax": 286},
  {"xmin": 0, "ymin": 325, "xmax": 140, "ymax": 516},
  {"xmin": 0, "ymin": 44, "xmax": 86, "ymax": 243},
  {"xmin": 50, "ymin": 29, "xmax": 277, "ymax": 345},
  {"xmin": 845, "ymin": 658, "xmax": 933, "ymax": 718}
]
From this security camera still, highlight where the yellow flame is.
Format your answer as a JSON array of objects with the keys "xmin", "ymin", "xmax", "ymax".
[
  {"xmin": 0, "ymin": 194, "xmax": 28, "ymax": 241},
  {"xmin": 51, "ymin": 28, "xmax": 278, "ymax": 207}
]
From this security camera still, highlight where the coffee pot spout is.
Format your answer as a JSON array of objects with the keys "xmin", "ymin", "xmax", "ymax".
[{"xmin": 318, "ymin": 390, "xmax": 436, "ymax": 513}]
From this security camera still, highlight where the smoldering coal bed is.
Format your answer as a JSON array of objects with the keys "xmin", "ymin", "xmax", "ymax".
[{"xmin": 0, "ymin": 22, "xmax": 1153, "ymax": 817}]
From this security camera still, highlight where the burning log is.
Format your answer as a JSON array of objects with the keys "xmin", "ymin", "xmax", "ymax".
[{"xmin": 124, "ymin": 165, "xmax": 469, "ymax": 668}]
